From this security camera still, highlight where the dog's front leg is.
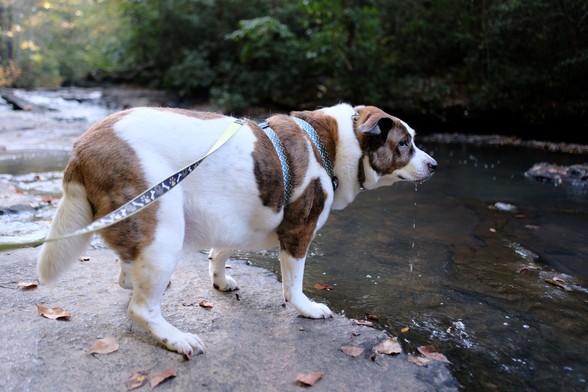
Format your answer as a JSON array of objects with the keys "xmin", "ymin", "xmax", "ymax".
[{"xmin": 280, "ymin": 250, "xmax": 333, "ymax": 319}]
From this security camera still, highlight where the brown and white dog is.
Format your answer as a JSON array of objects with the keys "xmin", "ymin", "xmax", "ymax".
[{"xmin": 38, "ymin": 103, "xmax": 437, "ymax": 356}]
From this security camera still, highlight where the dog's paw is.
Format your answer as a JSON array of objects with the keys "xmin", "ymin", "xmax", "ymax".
[
  {"xmin": 163, "ymin": 331, "xmax": 205, "ymax": 356},
  {"xmin": 292, "ymin": 297, "xmax": 333, "ymax": 319},
  {"xmin": 213, "ymin": 275, "xmax": 239, "ymax": 292}
]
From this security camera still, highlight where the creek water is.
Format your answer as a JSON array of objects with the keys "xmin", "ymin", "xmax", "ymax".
[
  {"xmin": 243, "ymin": 143, "xmax": 588, "ymax": 391},
  {"xmin": 1, "ymin": 90, "xmax": 587, "ymax": 391}
]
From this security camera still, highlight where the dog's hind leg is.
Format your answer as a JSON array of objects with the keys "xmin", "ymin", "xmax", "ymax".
[
  {"xmin": 280, "ymin": 250, "xmax": 333, "ymax": 319},
  {"xmin": 208, "ymin": 248, "xmax": 239, "ymax": 291},
  {"xmin": 127, "ymin": 237, "xmax": 205, "ymax": 356}
]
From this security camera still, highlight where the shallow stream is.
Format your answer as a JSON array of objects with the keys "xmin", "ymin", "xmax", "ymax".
[{"xmin": 1, "ymin": 90, "xmax": 587, "ymax": 391}]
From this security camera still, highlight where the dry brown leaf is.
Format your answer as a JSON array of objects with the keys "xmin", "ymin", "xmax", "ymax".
[
  {"xmin": 150, "ymin": 368, "xmax": 177, "ymax": 389},
  {"xmin": 340, "ymin": 345, "xmax": 364, "ymax": 358},
  {"xmin": 417, "ymin": 345, "xmax": 452, "ymax": 364},
  {"xmin": 545, "ymin": 278, "xmax": 573, "ymax": 292},
  {"xmin": 351, "ymin": 319, "xmax": 374, "ymax": 327},
  {"xmin": 88, "ymin": 336, "xmax": 119, "ymax": 355},
  {"xmin": 126, "ymin": 370, "xmax": 149, "ymax": 391},
  {"xmin": 366, "ymin": 314, "xmax": 379, "ymax": 321},
  {"xmin": 313, "ymin": 283, "xmax": 334, "ymax": 290},
  {"xmin": 199, "ymin": 299, "xmax": 214, "ymax": 309},
  {"xmin": 373, "ymin": 337, "xmax": 402, "ymax": 355},
  {"xmin": 36, "ymin": 305, "xmax": 71, "ymax": 320},
  {"xmin": 407, "ymin": 355, "xmax": 432, "ymax": 367},
  {"xmin": 17, "ymin": 280, "xmax": 39, "ymax": 290},
  {"xmin": 296, "ymin": 371, "xmax": 324, "ymax": 386}
]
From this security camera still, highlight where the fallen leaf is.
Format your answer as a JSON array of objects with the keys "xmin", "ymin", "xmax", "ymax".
[
  {"xmin": 36, "ymin": 305, "xmax": 71, "ymax": 320},
  {"xmin": 150, "ymin": 368, "xmax": 177, "ymax": 389},
  {"xmin": 313, "ymin": 283, "xmax": 334, "ymax": 290},
  {"xmin": 296, "ymin": 371, "xmax": 324, "ymax": 386},
  {"xmin": 17, "ymin": 280, "xmax": 39, "ymax": 290},
  {"xmin": 366, "ymin": 314, "xmax": 379, "ymax": 321},
  {"xmin": 88, "ymin": 336, "xmax": 119, "ymax": 355},
  {"xmin": 351, "ymin": 319, "xmax": 374, "ymax": 327},
  {"xmin": 417, "ymin": 345, "xmax": 451, "ymax": 364},
  {"xmin": 407, "ymin": 355, "xmax": 432, "ymax": 367},
  {"xmin": 340, "ymin": 345, "xmax": 364, "ymax": 358},
  {"xmin": 545, "ymin": 278, "xmax": 573, "ymax": 292},
  {"xmin": 199, "ymin": 299, "xmax": 214, "ymax": 309},
  {"xmin": 126, "ymin": 370, "xmax": 149, "ymax": 391},
  {"xmin": 373, "ymin": 337, "xmax": 402, "ymax": 355},
  {"xmin": 400, "ymin": 326, "xmax": 410, "ymax": 333}
]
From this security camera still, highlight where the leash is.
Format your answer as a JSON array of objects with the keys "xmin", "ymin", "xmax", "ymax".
[{"xmin": 0, "ymin": 119, "xmax": 246, "ymax": 251}]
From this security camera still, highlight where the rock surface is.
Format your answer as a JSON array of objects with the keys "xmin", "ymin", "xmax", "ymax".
[{"xmin": 0, "ymin": 247, "xmax": 458, "ymax": 391}]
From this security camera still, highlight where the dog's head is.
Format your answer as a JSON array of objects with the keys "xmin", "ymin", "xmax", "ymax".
[{"xmin": 354, "ymin": 105, "xmax": 437, "ymax": 189}]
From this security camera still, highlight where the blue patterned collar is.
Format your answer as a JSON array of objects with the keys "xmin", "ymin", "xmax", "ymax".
[{"xmin": 291, "ymin": 116, "xmax": 338, "ymax": 191}]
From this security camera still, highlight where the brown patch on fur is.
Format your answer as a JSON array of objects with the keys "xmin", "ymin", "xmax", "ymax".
[
  {"xmin": 63, "ymin": 109, "xmax": 157, "ymax": 261},
  {"xmin": 153, "ymin": 107, "xmax": 224, "ymax": 120},
  {"xmin": 354, "ymin": 106, "xmax": 415, "ymax": 175},
  {"xmin": 277, "ymin": 178, "xmax": 326, "ymax": 259},
  {"xmin": 290, "ymin": 110, "xmax": 339, "ymax": 169}
]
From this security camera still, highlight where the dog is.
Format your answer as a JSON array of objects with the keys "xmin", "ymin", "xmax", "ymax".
[{"xmin": 37, "ymin": 103, "xmax": 437, "ymax": 356}]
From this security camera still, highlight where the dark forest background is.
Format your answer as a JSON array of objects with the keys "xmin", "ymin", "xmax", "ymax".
[{"xmin": 1, "ymin": 0, "xmax": 587, "ymax": 141}]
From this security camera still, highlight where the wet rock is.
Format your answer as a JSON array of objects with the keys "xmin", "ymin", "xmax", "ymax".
[{"xmin": 524, "ymin": 162, "xmax": 588, "ymax": 187}]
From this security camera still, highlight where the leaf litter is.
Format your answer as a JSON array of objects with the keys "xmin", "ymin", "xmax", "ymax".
[
  {"xmin": 373, "ymin": 337, "xmax": 402, "ymax": 355},
  {"xmin": 88, "ymin": 336, "xmax": 119, "ymax": 355},
  {"xmin": 296, "ymin": 371, "xmax": 324, "ymax": 387},
  {"xmin": 17, "ymin": 280, "xmax": 39, "ymax": 290},
  {"xmin": 36, "ymin": 304, "xmax": 71, "ymax": 320},
  {"xmin": 340, "ymin": 345, "xmax": 365, "ymax": 358},
  {"xmin": 417, "ymin": 345, "xmax": 451, "ymax": 364}
]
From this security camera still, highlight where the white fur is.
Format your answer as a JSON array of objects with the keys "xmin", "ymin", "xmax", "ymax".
[{"xmin": 38, "ymin": 182, "xmax": 93, "ymax": 283}]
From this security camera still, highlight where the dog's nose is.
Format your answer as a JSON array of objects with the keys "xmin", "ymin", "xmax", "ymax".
[{"xmin": 428, "ymin": 159, "xmax": 438, "ymax": 173}]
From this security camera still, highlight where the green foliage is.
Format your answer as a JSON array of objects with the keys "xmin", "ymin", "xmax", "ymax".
[{"xmin": 1, "ymin": 0, "xmax": 586, "ymax": 125}]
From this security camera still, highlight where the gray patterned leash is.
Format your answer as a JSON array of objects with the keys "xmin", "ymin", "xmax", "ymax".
[{"xmin": 0, "ymin": 119, "xmax": 246, "ymax": 251}]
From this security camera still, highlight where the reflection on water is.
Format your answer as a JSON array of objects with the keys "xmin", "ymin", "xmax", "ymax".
[{"xmin": 247, "ymin": 143, "xmax": 588, "ymax": 391}]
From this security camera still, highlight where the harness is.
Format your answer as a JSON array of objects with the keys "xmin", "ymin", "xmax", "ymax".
[{"xmin": 259, "ymin": 116, "xmax": 338, "ymax": 204}]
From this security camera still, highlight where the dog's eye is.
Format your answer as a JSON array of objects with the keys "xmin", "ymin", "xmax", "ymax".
[{"xmin": 399, "ymin": 140, "xmax": 409, "ymax": 148}]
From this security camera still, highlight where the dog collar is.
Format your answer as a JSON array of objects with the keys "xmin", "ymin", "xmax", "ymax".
[
  {"xmin": 291, "ymin": 116, "xmax": 338, "ymax": 191},
  {"xmin": 259, "ymin": 121, "xmax": 293, "ymax": 203}
]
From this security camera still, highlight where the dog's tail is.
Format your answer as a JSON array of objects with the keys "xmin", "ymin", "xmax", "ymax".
[{"xmin": 37, "ymin": 181, "xmax": 93, "ymax": 283}]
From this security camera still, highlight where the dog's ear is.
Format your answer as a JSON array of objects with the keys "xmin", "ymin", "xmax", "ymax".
[{"xmin": 359, "ymin": 117, "xmax": 394, "ymax": 137}]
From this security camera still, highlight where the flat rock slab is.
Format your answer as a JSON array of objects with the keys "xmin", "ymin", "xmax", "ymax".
[{"xmin": 0, "ymin": 247, "xmax": 457, "ymax": 391}]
